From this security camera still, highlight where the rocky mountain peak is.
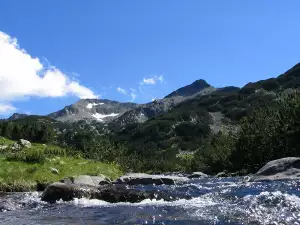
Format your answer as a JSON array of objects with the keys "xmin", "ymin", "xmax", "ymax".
[
  {"xmin": 165, "ymin": 79, "xmax": 211, "ymax": 98},
  {"xmin": 48, "ymin": 99, "xmax": 138, "ymax": 123},
  {"xmin": 7, "ymin": 113, "xmax": 29, "ymax": 121}
]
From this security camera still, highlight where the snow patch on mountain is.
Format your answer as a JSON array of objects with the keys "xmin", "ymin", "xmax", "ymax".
[
  {"xmin": 92, "ymin": 113, "xmax": 119, "ymax": 122},
  {"xmin": 86, "ymin": 103, "xmax": 104, "ymax": 109}
]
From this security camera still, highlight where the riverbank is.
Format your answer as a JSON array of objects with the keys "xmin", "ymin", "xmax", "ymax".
[
  {"xmin": 0, "ymin": 137, "xmax": 122, "ymax": 192},
  {"xmin": 0, "ymin": 157, "xmax": 122, "ymax": 192}
]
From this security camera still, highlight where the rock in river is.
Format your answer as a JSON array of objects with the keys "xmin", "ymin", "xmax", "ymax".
[
  {"xmin": 215, "ymin": 171, "xmax": 228, "ymax": 178},
  {"xmin": 114, "ymin": 173, "xmax": 189, "ymax": 185},
  {"xmin": 250, "ymin": 157, "xmax": 300, "ymax": 182},
  {"xmin": 188, "ymin": 172, "xmax": 208, "ymax": 179},
  {"xmin": 41, "ymin": 182, "xmax": 98, "ymax": 203},
  {"xmin": 61, "ymin": 175, "xmax": 111, "ymax": 186},
  {"xmin": 41, "ymin": 183, "xmax": 192, "ymax": 203}
]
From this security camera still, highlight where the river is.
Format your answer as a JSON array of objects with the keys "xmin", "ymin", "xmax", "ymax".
[{"xmin": 0, "ymin": 177, "xmax": 299, "ymax": 224}]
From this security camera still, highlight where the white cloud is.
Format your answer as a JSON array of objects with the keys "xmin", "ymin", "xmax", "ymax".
[
  {"xmin": 117, "ymin": 87, "xmax": 127, "ymax": 95},
  {"xmin": 157, "ymin": 75, "xmax": 164, "ymax": 83},
  {"xmin": 0, "ymin": 103, "xmax": 17, "ymax": 114},
  {"xmin": 140, "ymin": 75, "xmax": 164, "ymax": 85},
  {"xmin": 116, "ymin": 87, "xmax": 137, "ymax": 102},
  {"xmin": 142, "ymin": 78, "xmax": 156, "ymax": 85},
  {"xmin": 0, "ymin": 31, "xmax": 97, "ymax": 114},
  {"xmin": 130, "ymin": 93, "xmax": 137, "ymax": 101}
]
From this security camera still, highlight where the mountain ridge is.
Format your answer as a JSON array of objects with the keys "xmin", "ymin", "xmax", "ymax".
[{"xmin": 6, "ymin": 63, "xmax": 300, "ymax": 136}]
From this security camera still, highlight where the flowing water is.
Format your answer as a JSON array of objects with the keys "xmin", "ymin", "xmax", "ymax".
[{"xmin": 0, "ymin": 177, "xmax": 300, "ymax": 224}]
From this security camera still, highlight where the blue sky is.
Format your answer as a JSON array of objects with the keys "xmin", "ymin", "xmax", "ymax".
[{"xmin": 1, "ymin": 1, "xmax": 300, "ymax": 117}]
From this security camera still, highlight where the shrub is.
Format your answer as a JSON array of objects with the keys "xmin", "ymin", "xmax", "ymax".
[
  {"xmin": 6, "ymin": 150, "xmax": 45, "ymax": 164},
  {"xmin": 44, "ymin": 147, "xmax": 66, "ymax": 157},
  {"xmin": 232, "ymin": 90, "xmax": 300, "ymax": 172},
  {"xmin": 191, "ymin": 132, "xmax": 236, "ymax": 174}
]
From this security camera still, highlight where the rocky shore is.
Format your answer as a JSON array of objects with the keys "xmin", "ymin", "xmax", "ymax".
[
  {"xmin": 41, "ymin": 173, "xmax": 198, "ymax": 203},
  {"xmin": 40, "ymin": 157, "xmax": 300, "ymax": 204}
]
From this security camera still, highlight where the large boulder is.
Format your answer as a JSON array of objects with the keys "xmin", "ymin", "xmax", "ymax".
[
  {"xmin": 250, "ymin": 157, "xmax": 300, "ymax": 182},
  {"xmin": 41, "ymin": 183, "xmax": 192, "ymax": 203},
  {"xmin": 188, "ymin": 172, "xmax": 208, "ymax": 179},
  {"xmin": 161, "ymin": 172, "xmax": 188, "ymax": 177},
  {"xmin": 61, "ymin": 175, "xmax": 110, "ymax": 186},
  {"xmin": 114, "ymin": 173, "xmax": 189, "ymax": 185},
  {"xmin": 18, "ymin": 139, "xmax": 31, "ymax": 148},
  {"xmin": 41, "ymin": 182, "xmax": 99, "ymax": 203}
]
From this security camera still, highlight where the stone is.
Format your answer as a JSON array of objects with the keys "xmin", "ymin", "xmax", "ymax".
[
  {"xmin": 61, "ymin": 175, "xmax": 110, "ymax": 186},
  {"xmin": 18, "ymin": 139, "xmax": 31, "ymax": 148},
  {"xmin": 36, "ymin": 182, "xmax": 52, "ymax": 191},
  {"xmin": 114, "ymin": 173, "xmax": 189, "ymax": 185},
  {"xmin": 188, "ymin": 172, "xmax": 208, "ymax": 179},
  {"xmin": 41, "ymin": 182, "xmax": 99, "ymax": 203},
  {"xmin": 50, "ymin": 167, "xmax": 59, "ymax": 175},
  {"xmin": 41, "ymin": 183, "xmax": 192, "ymax": 204},
  {"xmin": 250, "ymin": 157, "xmax": 300, "ymax": 182},
  {"xmin": 161, "ymin": 172, "xmax": 188, "ymax": 177},
  {"xmin": 215, "ymin": 172, "xmax": 228, "ymax": 178},
  {"xmin": 0, "ymin": 145, "xmax": 8, "ymax": 150},
  {"xmin": 11, "ymin": 143, "xmax": 21, "ymax": 151}
]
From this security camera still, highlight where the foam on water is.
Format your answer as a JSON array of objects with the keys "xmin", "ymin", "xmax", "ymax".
[{"xmin": 1, "ymin": 178, "xmax": 300, "ymax": 224}]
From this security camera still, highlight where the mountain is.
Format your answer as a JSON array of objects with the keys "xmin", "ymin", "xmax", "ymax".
[
  {"xmin": 107, "ymin": 81, "xmax": 216, "ymax": 131},
  {"xmin": 111, "ymin": 63, "xmax": 300, "ymax": 159},
  {"xmin": 240, "ymin": 62, "xmax": 300, "ymax": 94},
  {"xmin": 48, "ymin": 99, "xmax": 138, "ymax": 123},
  {"xmin": 46, "ymin": 80, "xmax": 216, "ymax": 132},
  {"xmin": 7, "ymin": 113, "xmax": 29, "ymax": 121},
  {"xmin": 6, "ymin": 63, "xmax": 300, "ymax": 147},
  {"xmin": 165, "ymin": 79, "xmax": 211, "ymax": 98},
  {"xmin": 107, "ymin": 96, "xmax": 186, "ymax": 131},
  {"xmin": 2, "ymin": 63, "xmax": 300, "ymax": 173}
]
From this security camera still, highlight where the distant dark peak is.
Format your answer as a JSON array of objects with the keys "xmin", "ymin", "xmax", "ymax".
[
  {"xmin": 165, "ymin": 79, "xmax": 211, "ymax": 98},
  {"xmin": 285, "ymin": 62, "xmax": 300, "ymax": 73},
  {"xmin": 7, "ymin": 113, "xmax": 29, "ymax": 121},
  {"xmin": 191, "ymin": 79, "xmax": 210, "ymax": 87},
  {"xmin": 282, "ymin": 62, "xmax": 300, "ymax": 79}
]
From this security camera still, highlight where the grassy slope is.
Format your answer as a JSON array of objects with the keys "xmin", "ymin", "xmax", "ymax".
[{"xmin": 0, "ymin": 137, "xmax": 122, "ymax": 191}]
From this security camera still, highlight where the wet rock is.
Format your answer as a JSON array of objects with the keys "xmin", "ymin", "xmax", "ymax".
[
  {"xmin": 114, "ymin": 173, "xmax": 189, "ymax": 185},
  {"xmin": 188, "ymin": 172, "xmax": 208, "ymax": 179},
  {"xmin": 250, "ymin": 157, "xmax": 300, "ymax": 182},
  {"xmin": 36, "ymin": 182, "xmax": 52, "ymax": 191},
  {"xmin": 61, "ymin": 175, "xmax": 110, "ymax": 186},
  {"xmin": 18, "ymin": 139, "xmax": 31, "ymax": 148},
  {"xmin": 41, "ymin": 183, "xmax": 192, "ymax": 203},
  {"xmin": 229, "ymin": 171, "xmax": 243, "ymax": 177},
  {"xmin": 161, "ymin": 172, "xmax": 188, "ymax": 177},
  {"xmin": 215, "ymin": 172, "xmax": 228, "ymax": 178},
  {"xmin": 41, "ymin": 182, "xmax": 99, "ymax": 203}
]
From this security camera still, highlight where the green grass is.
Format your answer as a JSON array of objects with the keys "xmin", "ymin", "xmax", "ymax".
[
  {"xmin": 0, "ymin": 138, "xmax": 122, "ymax": 191},
  {"xmin": 0, "ymin": 136, "xmax": 15, "ymax": 145}
]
